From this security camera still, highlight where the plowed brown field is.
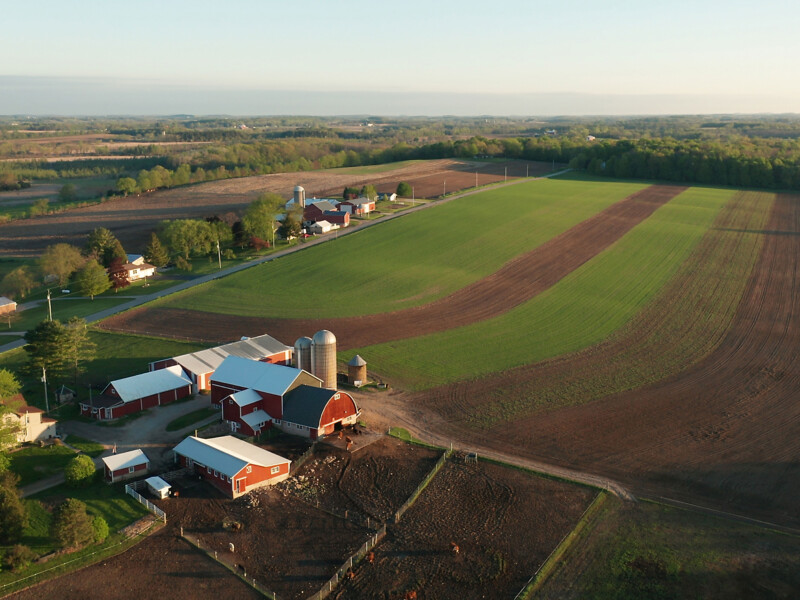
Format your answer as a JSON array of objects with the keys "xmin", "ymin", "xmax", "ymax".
[
  {"xmin": 100, "ymin": 185, "xmax": 685, "ymax": 347},
  {"xmin": 409, "ymin": 193, "xmax": 800, "ymax": 526},
  {"xmin": 0, "ymin": 159, "xmax": 547, "ymax": 258}
]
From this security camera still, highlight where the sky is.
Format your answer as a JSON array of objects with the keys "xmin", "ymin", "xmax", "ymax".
[{"xmin": 2, "ymin": 0, "xmax": 798, "ymax": 116}]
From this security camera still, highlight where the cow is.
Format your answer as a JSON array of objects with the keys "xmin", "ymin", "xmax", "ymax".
[
  {"xmin": 367, "ymin": 551, "xmax": 375, "ymax": 564},
  {"xmin": 450, "ymin": 542, "xmax": 460, "ymax": 554}
]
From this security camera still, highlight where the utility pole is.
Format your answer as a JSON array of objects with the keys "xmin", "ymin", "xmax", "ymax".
[
  {"xmin": 412, "ymin": 187, "xmax": 415, "ymax": 205},
  {"xmin": 504, "ymin": 166, "xmax": 507, "ymax": 182},
  {"xmin": 42, "ymin": 367, "xmax": 49, "ymax": 413},
  {"xmin": 526, "ymin": 164, "xmax": 529, "ymax": 178},
  {"xmin": 475, "ymin": 170, "xmax": 478, "ymax": 188},
  {"xmin": 443, "ymin": 180, "xmax": 446, "ymax": 197},
  {"xmin": 216, "ymin": 239, "xmax": 222, "ymax": 269},
  {"xmin": 47, "ymin": 289, "xmax": 52, "ymax": 321}
]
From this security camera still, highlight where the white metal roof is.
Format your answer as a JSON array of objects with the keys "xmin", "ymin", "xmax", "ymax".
[
  {"xmin": 102, "ymin": 449, "xmax": 149, "ymax": 472},
  {"xmin": 0, "ymin": 296, "xmax": 15, "ymax": 308},
  {"xmin": 211, "ymin": 355, "xmax": 319, "ymax": 396},
  {"xmin": 240, "ymin": 409, "xmax": 271, "ymax": 430},
  {"xmin": 145, "ymin": 476, "xmax": 171, "ymax": 492},
  {"xmin": 109, "ymin": 365, "xmax": 191, "ymax": 403},
  {"xmin": 173, "ymin": 435, "xmax": 289, "ymax": 478},
  {"xmin": 230, "ymin": 388, "xmax": 262, "ymax": 408},
  {"xmin": 173, "ymin": 334, "xmax": 292, "ymax": 376}
]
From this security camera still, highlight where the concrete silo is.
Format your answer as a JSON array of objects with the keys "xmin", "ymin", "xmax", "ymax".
[
  {"xmin": 294, "ymin": 336, "xmax": 312, "ymax": 372},
  {"xmin": 311, "ymin": 329, "xmax": 337, "ymax": 389},
  {"xmin": 293, "ymin": 185, "xmax": 306, "ymax": 208}
]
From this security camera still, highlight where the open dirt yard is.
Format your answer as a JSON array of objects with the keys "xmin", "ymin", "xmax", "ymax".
[
  {"xmin": 0, "ymin": 159, "xmax": 548, "ymax": 258},
  {"xmin": 100, "ymin": 184, "xmax": 683, "ymax": 348},
  {"xmin": 7, "ymin": 528, "xmax": 263, "ymax": 600},
  {"xmin": 332, "ymin": 458, "xmax": 596, "ymax": 600}
]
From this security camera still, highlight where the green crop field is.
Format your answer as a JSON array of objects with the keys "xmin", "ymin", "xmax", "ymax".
[
  {"xmin": 351, "ymin": 187, "xmax": 734, "ymax": 390},
  {"xmin": 158, "ymin": 178, "xmax": 648, "ymax": 319},
  {"xmin": 537, "ymin": 497, "xmax": 800, "ymax": 599},
  {"xmin": 466, "ymin": 191, "xmax": 772, "ymax": 427}
]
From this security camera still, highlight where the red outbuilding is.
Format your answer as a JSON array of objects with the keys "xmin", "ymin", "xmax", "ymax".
[
  {"xmin": 102, "ymin": 449, "xmax": 150, "ymax": 483},
  {"xmin": 173, "ymin": 435, "xmax": 290, "ymax": 498},
  {"xmin": 80, "ymin": 366, "xmax": 192, "ymax": 420}
]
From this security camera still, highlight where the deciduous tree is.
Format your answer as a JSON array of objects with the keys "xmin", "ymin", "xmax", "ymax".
[
  {"xmin": 107, "ymin": 257, "xmax": 131, "ymax": 293},
  {"xmin": 242, "ymin": 193, "xmax": 283, "ymax": 243},
  {"xmin": 52, "ymin": 498, "xmax": 95, "ymax": 550},
  {"xmin": 74, "ymin": 259, "xmax": 110, "ymax": 300},
  {"xmin": 116, "ymin": 177, "xmax": 137, "ymax": 196},
  {"xmin": 0, "ymin": 486, "xmax": 26, "ymax": 544},
  {"xmin": 64, "ymin": 454, "xmax": 96, "ymax": 487},
  {"xmin": 396, "ymin": 181, "xmax": 412, "ymax": 197},
  {"xmin": 58, "ymin": 184, "xmax": 77, "ymax": 202},
  {"xmin": 63, "ymin": 317, "xmax": 95, "ymax": 383},
  {"xmin": 38, "ymin": 244, "xmax": 84, "ymax": 286},
  {"xmin": 360, "ymin": 184, "xmax": 377, "ymax": 201},
  {"xmin": 0, "ymin": 266, "xmax": 35, "ymax": 300}
]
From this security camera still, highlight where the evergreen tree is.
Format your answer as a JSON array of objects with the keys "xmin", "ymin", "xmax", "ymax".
[
  {"xmin": 63, "ymin": 317, "xmax": 96, "ymax": 384},
  {"xmin": 23, "ymin": 320, "xmax": 69, "ymax": 379},
  {"xmin": 52, "ymin": 498, "xmax": 94, "ymax": 549},
  {"xmin": 144, "ymin": 232, "xmax": 169, "ymax": 268}
]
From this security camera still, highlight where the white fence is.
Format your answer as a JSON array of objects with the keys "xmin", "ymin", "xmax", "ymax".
[{"xmin": 125, "ymin": 484, "xmax": 166, "ymax": 522}]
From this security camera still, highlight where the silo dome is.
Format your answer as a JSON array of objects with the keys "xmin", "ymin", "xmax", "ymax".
[
  {"xmin": 294, "ymin": 185, "xmax": 305, "ymax": 192},
  {"xmin": 293, "ymin": 185, "xmax": 306, "ymax": 208},
  {"xmin": 294, "ymin": 336, "xmax": 312, "ymax": 372},
  {"xmin": 311, "ymin": 330, "xmax": 337, "ymax": 389}
]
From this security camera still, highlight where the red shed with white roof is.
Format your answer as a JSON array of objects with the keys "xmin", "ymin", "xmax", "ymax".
[
  {"xmin": 102, "ymin": 449, "xmax": 150, "ymax": 483},
  {"xmin": 173, "ymin": 435, "xmax": 290, "ymax": 498}
]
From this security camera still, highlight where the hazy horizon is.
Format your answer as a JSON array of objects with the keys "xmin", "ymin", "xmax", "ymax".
[{"xmin": 2, "ymin": 0, "xmax": 798, "ymax": 116}]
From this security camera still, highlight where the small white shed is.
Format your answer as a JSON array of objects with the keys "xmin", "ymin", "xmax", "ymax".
[{"xmin": 145, "ymin": 476, "xmax": 171, "ymax": 499}]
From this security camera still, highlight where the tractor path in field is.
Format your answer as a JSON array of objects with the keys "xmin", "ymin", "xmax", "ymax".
[
  {"xmin": 406, "ymin": 192, "xmax": 800, "ymax": 528},
  {"xmin": 100, "ymin": 184, "xmax": 686, "ymax": 349}
]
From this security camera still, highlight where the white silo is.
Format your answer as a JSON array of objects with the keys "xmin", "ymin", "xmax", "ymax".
[
  {"xmin": 311, "ymin": 329, "xmax": 337, "ymax": 389},
  {"xmin": 294, "ymin": 336, "xmax": 312, "ymax": 372},
  {"xmin": 293, "ymin": 185, "xmax": 306, "ymax": 208}
]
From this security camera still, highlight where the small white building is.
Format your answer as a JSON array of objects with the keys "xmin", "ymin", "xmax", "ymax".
[
  {"xmin": 308, "ymin": 220, "xmax": 334, "ymax": 234},
  {"xmin": 145, "ymin": 476, "xmax": 172, "ymax": 499},
  {"xmin": 0, "ymin": 296, "xmax": 16, "ymax": 316}
]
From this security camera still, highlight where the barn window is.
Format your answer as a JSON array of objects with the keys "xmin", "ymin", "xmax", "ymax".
[
  {"xmin": 213, "ymin": 470, "xmax": 218, "ymax": 477},
  {"xmin": 271, "ymin": 466, "xmax": 280, "ymax": 475},
  {"xmin": 128, "ymin": 467, "xmax": 135, "ymax": 473},
  {"xmin": 246, "ymin": 466, "xmax": 252, "ymax": 473},
  {"xmin": 207, "ymin": 467, "xmax": 212, "ymax": 474},
  {"xmin": 229, "ymin": 398, "xmax": 234, "ymax": 405}
]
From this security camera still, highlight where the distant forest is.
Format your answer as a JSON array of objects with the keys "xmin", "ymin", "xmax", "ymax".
[{"xmin": 2, "ymin": 114, "xmax": 800, "ymax": 191}]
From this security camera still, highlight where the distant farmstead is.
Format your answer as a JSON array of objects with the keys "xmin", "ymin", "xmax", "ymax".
[
  {"xmin": 173, "ymin": 435, "xmax": 290, "ymax": 498},
  {"xmin": 0, "ymin": 394, "xmax": 57, "ymax": 446},
  {"xmin": 80, "ymin": 365, "xmax": 192, "ymax": 420},
  {"xmin": 0, "ymin": 296, "xmax": 16, "ymax": 316}
]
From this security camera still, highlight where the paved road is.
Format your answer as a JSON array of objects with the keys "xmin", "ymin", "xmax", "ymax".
[{"xmin": 0, "ymin": 170, "xmax": 571, "ymax": 355}]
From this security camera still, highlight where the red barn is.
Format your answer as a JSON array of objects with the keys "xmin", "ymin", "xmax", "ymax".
[
  {"xmin": 149, "ymin": 333, "xmax": 293, "ymax": 393},
  {"xmin": 322, "ymin": 210, "xmax": 350, "ymax": 227},
  {"xmin": 173, "ymin": 435, "xmax": 290, "ymax": 498},
  {"xmin": 102, "ymin": 449, "xmax": 150, "ymax": 483},
  {"xmin": 80, "ymin": 366, "xmax": 192, "ymax": 420},
  {"xmin": 303, "ymin": 200, "xmax": 338, "ymax": 223},
  {"xmin": 210, "ymin": 356, "xmax": 359, "ymax": 439}
]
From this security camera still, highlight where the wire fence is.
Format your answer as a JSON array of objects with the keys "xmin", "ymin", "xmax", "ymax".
[
  {"xmin": 393, "ymin": 448, "xmax": 451, "ymax": 524},
  {"xmin": 290, "ymin": 442, "xmax": 318, "ymax": 474},
  {"xmin": 124, "ymin": 484, "xmax": 166, "ymax": 522},
  {"xmin": 306, "ymin": 525, "xmax": 387, "ymax": 600},
  {"xmin": 180, "ymin": 533, "xmax": 279, "ymax": 599}
]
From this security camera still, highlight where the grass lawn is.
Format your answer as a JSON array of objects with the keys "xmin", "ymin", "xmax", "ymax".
[
  {"xmin": 351, "ymin": 186, "xmax": 734, "ymax": 390},
  {"xmin": 165, "ymin": 406, "xmax": 219, "ymax": 432},
  {"xmin": 0, "ymin": 478, "xmax": 152, "ymax": 592},
  {"xmin": 9, "ymin": 444, "xmax": 77, "ymax": 487},
  {"xmin": 0, "ymin": 330, "xmax": 207, "ymax": 410},
  {"xmin": 158, "ymin": 178, "xmax": 648, "ymax": 319},
  {"xmin": 13, "ymin": 297, "xmax": 131, "ymax": 332},
  {"xmin": 64, "ymin": 434, "xmax": 105, "ymax": 457},
  {"xmin": 537, "ymin": 497, "xmax": 800, "ymax": 599}
]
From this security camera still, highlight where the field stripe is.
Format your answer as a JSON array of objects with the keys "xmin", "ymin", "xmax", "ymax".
[{"xmin": 356, "ymin": 186, "xmax": 733, "ymax": 390}]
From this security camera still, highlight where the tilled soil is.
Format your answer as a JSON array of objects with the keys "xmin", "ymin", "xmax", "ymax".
[
  {"xmin": 0, "ymin": 159, "xmax": 546, "ymax": 258},
  {"xmin": 331, "ymin": 459, "xmax": 596, "ymax": 600},
  {"xmin": 100, "ymin": 184, "xmax": 684, "ymax": 348},
  {"xmin": 417, "ymin": 192, "xmax": 800, "ymax": 527},
  {"xmin": 7, "ymin": 527, "xmax": 263, "ymax": 600}
]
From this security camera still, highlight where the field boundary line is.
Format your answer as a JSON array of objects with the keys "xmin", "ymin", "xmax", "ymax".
[
  {"xmin": 647, "ymin": 496, "xmax": 800, "ymax": 537},
  {"xmin": 124, "ymin": 483, "xmax": 167, "ymax": 522},
  {"xmin": 393, "ymin": 447, "xmax": 451, "ymax": 524},
  {"xmin": 514, "ymin": 490, "xmax": 609, "ymax": 600},
  {"xmin": 0, "ymin": 517, "xmax": 162, "ymax": 597},
  {"xmin": 180, "ymin": 533, "xmax": 278, "ymax": 599}
]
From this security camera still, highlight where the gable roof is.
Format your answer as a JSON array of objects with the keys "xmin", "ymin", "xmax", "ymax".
[
  {"xmin": 282, "ymin": 385, "xmax": 338, "ymax": 429},
  {"xmin": 108, "ymin": 365, "xmax": 191, "ymax": 403},
  {"xmin": 229, "ymin": 388, "xmax": 262, "ymax": 408},
  {"xmin": 241, "ymin": 409, "xmax": 271, "ymax": 431},
  {"xmin": 211, "ymin": 355, "xmax": 319, "ymax": 396},
  {"xmin": 306, "ymin": 200, "xmax": 337, "ymax": 212},
  {"xmin": 173, "ymin": 435, "xmax": 289, "ymax": 478},
  {"xmin": 102, "ymin": 449, "xmax": 149, "ymax": 472},
  {"xmin": 172, "ymin": 334, "xmax": 292, "ymax": 376},
  {"xmin": 0, "ymin": 296, "xmax": 16, "ymax": 308}
]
